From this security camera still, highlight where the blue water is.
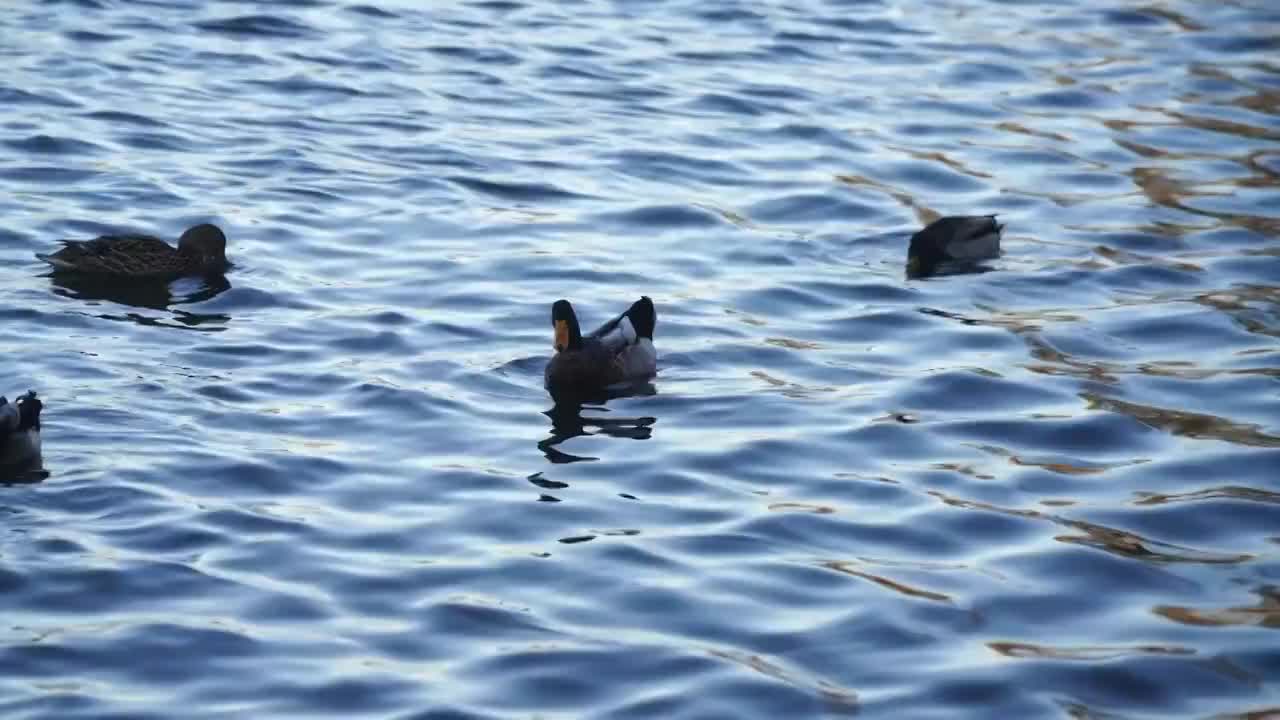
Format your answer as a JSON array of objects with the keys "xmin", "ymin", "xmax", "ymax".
[{"xmin": 2, "ymin": 0, "xmax": 1279, "ymax": 717}]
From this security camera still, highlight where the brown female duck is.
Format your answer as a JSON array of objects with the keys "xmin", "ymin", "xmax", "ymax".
[{"xmin": 37, "ymin": 223, "xmax": 229, "ymax": 278}]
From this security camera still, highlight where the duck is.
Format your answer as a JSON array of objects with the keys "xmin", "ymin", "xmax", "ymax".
[
  {"xmin": 544, "ymin": 296, "xmax": 657, "ymax": 401},
  {"xmin": 907, "ymin": 215, "xmax": 1003, "ymax": 278},
  {"xmin": 36, "ymin": 223, "xmax": 229, "ymax": 278},
  {"xmin": 0, "ymin": 391, "xmax": 42, "ymax": 470}
]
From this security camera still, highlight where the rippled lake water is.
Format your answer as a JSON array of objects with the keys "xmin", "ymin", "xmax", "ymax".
[{"xmin": 2, "ymin": 0, "xmax": 1279, "ymax": 717}]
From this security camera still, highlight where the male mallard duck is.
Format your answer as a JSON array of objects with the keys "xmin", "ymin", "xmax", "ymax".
[
  {"xmin": 544, "ymin": 296, "xmax": 657, "ymax": 400},
  {"xmin": 0, "ymin": 391, "xmax": 42, "ymax": 470},
  {"xmin": 907, "ymin": 215, "xmax": 1003, "ymax": 278},
  {"xmin": 36, "ymin": 223, "xmax": 228, "ymax": 278}
]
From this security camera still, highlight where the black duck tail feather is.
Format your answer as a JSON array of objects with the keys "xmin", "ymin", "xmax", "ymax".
[
  {"xmin": 626, "ymin": 296, "xmax": 656, "ymax": 339},
  {"xmin": 18, "ymin": 392, "xmax": 42, "ymax": 431}
]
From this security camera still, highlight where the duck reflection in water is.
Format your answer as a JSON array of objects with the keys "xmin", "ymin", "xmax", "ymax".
[
  {"xmin": 538, "ymin": 383, "xmax": 658, "ymax": 464},
  {"xmin": 46, "ymin": 272, "xmax": 233, "ymax": 329}
]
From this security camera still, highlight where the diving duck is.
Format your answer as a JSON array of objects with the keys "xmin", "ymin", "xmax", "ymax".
[
  {"xmin": 37, "ymin": 223, "xmax": 229, "ymax": 278},
  {"xmin": 0, "ymin": 391, "xmax": 42, "ymax": 470},
  {"xmin": 544, "ymin": 296, "xmax": 657, "ymax": 400},
  {"xmin": 907, "ymin": 215, "xmax": 1003, "ymax": 278}
]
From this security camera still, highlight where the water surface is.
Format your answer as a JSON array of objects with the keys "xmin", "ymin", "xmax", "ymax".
[{"xmin": 2, "ymin": 0, "xmax": 1279, "ymax": 717}]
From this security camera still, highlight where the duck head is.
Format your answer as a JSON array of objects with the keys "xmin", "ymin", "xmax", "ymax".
[
  {"xmin": 906, "ymin": 230, "xmax": 944, "ymax": 278},
  {"xmin": 552, "ymin": 299, "xmax": 582, "ymax": 352},
  {"xmin": 177, "ymin": 223, "xmax": 228, "ymax": 271}
]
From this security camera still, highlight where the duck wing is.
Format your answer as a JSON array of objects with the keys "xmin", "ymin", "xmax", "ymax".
[
  {"xmin": 587, "ymin": 297, "xmax": 655, "ymax": 353},
  {"xmin": 0, "ymin": 392, "xmax": 38, "ymax": 439},
  {"xmin": 942, "ymin": 215, "xmax": 1003, "ymax": 262},
  {"xmin": 38, "ymin": 234, "xmax": 183, "ymax": 276},
  {"xmin": 588, "ymin": 309, "xmax": 639, "ymax": 353},
  {"xmin": 0, "ymin": 397, "xmax": 17, "ymax": 441},
  {"xmin": 590, "ymin": 298, "xmax": 657, "ymax": 381}
]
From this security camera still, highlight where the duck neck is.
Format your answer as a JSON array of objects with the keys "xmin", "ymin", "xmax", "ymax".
[{"xmin": 555, "ymin": 316, "xmax": 582, "ymax": 351}]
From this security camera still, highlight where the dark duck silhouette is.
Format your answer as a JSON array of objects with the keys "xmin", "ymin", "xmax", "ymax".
[
  {"xmin": 906, "ymin": 215, "xmax": 1003, "ymax": 278},
  {"xmin": 0, "ymin": 391, "xmax": 42, "ymax": 471},
  {"xmin": 37, "ymin": 223, "xmax": 229, "ymax": 278},
  {"xmin": 544, "ymin": 296, "xmax": 657, "ymax": 402}
]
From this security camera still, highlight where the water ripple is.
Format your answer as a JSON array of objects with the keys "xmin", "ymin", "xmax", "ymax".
[{"xmin": 1, "ymin": 0, "xmax": 1278, "ymax": 717}]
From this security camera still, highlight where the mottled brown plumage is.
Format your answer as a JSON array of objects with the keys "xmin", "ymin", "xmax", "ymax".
[{"xmin": 37, "ymin": 223, "xmax": 229, "ymax": 278}]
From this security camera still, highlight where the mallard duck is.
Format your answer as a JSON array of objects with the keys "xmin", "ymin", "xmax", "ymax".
[
  {"xmin": 907, "ymin": 215, "xmax": 1003, "ymax": 278},
  {"xmin": 544, "ymin": 296, "xmax": 657, "ymax": 400},
  {"xmin": 0, "ymin": 391, "xmax": 42, "ymax": 470},
  {"xmin": 36, "ymin": 223, "xmax": 228, "ymax": 278}
]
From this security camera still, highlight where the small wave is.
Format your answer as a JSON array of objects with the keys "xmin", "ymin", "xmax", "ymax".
[
  {"xmin": 3, "ymin": 134, "xmax": 104, "ymax": 156},
  {"xmin": 194, "ymin": 14, "xmax": 314, "ymax": 39},
  {"xmin": 448, "ymin": 176, "xmax": 593, "ymax": 202}
]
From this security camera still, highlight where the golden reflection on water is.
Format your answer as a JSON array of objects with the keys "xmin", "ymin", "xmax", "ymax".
[
  {"xmin": 749, "ymin": 370, "xmax": 838, "ymax": 399},
  {"xmin": 928, "ymin": 491, "xmax": 1254, "ymax": 565},
  {"xmin": 767, "ymin": 502, "xmax": 835, "ymax": 514},
  {"xmin": 988, "ymin": 641, "xmax": 1194, "ymax": 660},
  {"xmin": 1197, "ymin": 285, "xmax": 1280, "ymax": 340},
  {"xmin": 1083, "ymin": 393, "xmax": 1280, "ymax": 448},
  {"xmin": 820, "ymin": 560, "xmax": 952, "ymax": 603},
  {"xmin": 708, "ymin": 648, "xmax": 860, "ymax": 711},
  {"xmin": 1110, "ymin": 87, "xmax": 1280, "ymax": 235},
  {"xmin": 1155, "ymin": 586, "xmax": 1280, "ymax": 629},
  {"xmin": 1134, "ymin": 486, "xmax": 1280, "ymax": 506},
  {"xmin": 976, "ymin": 443, "xmax": 1150, "ymax": 476},
  {"xmin": 1054, "ymin": 519, "xmax": 1253, "ymax": 564}
]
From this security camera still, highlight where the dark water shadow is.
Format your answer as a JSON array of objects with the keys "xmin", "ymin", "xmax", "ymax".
[
  {"xmin": 46, "ymin": 272, "xmax": 233, "ymax": 330},
  {"xmin": 538, "ymin": 382, "xmax": 658, "ymax": 464},
  {"xmin": 906, "ymin": 259, "xmax": 999, "ymax": 280},
  {"xmin": 0, "ymin": 459, "xmax": 49, "ymax": 485}
]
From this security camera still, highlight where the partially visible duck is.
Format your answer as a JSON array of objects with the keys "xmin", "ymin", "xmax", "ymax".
[
  {"xmin": 544, "ymin": 296, "xmax": 657, "ymax": 401},
  {"xmin": 907, "ymin": 215, "xmax": 1003, "ymax": 278},
  {"xmin": 0, "ymin": 391, "xmax": 42, "ymax": 470},
  {"xmin": 37, "ymin": 223, "xmax": 229, "ymax": 278}
]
